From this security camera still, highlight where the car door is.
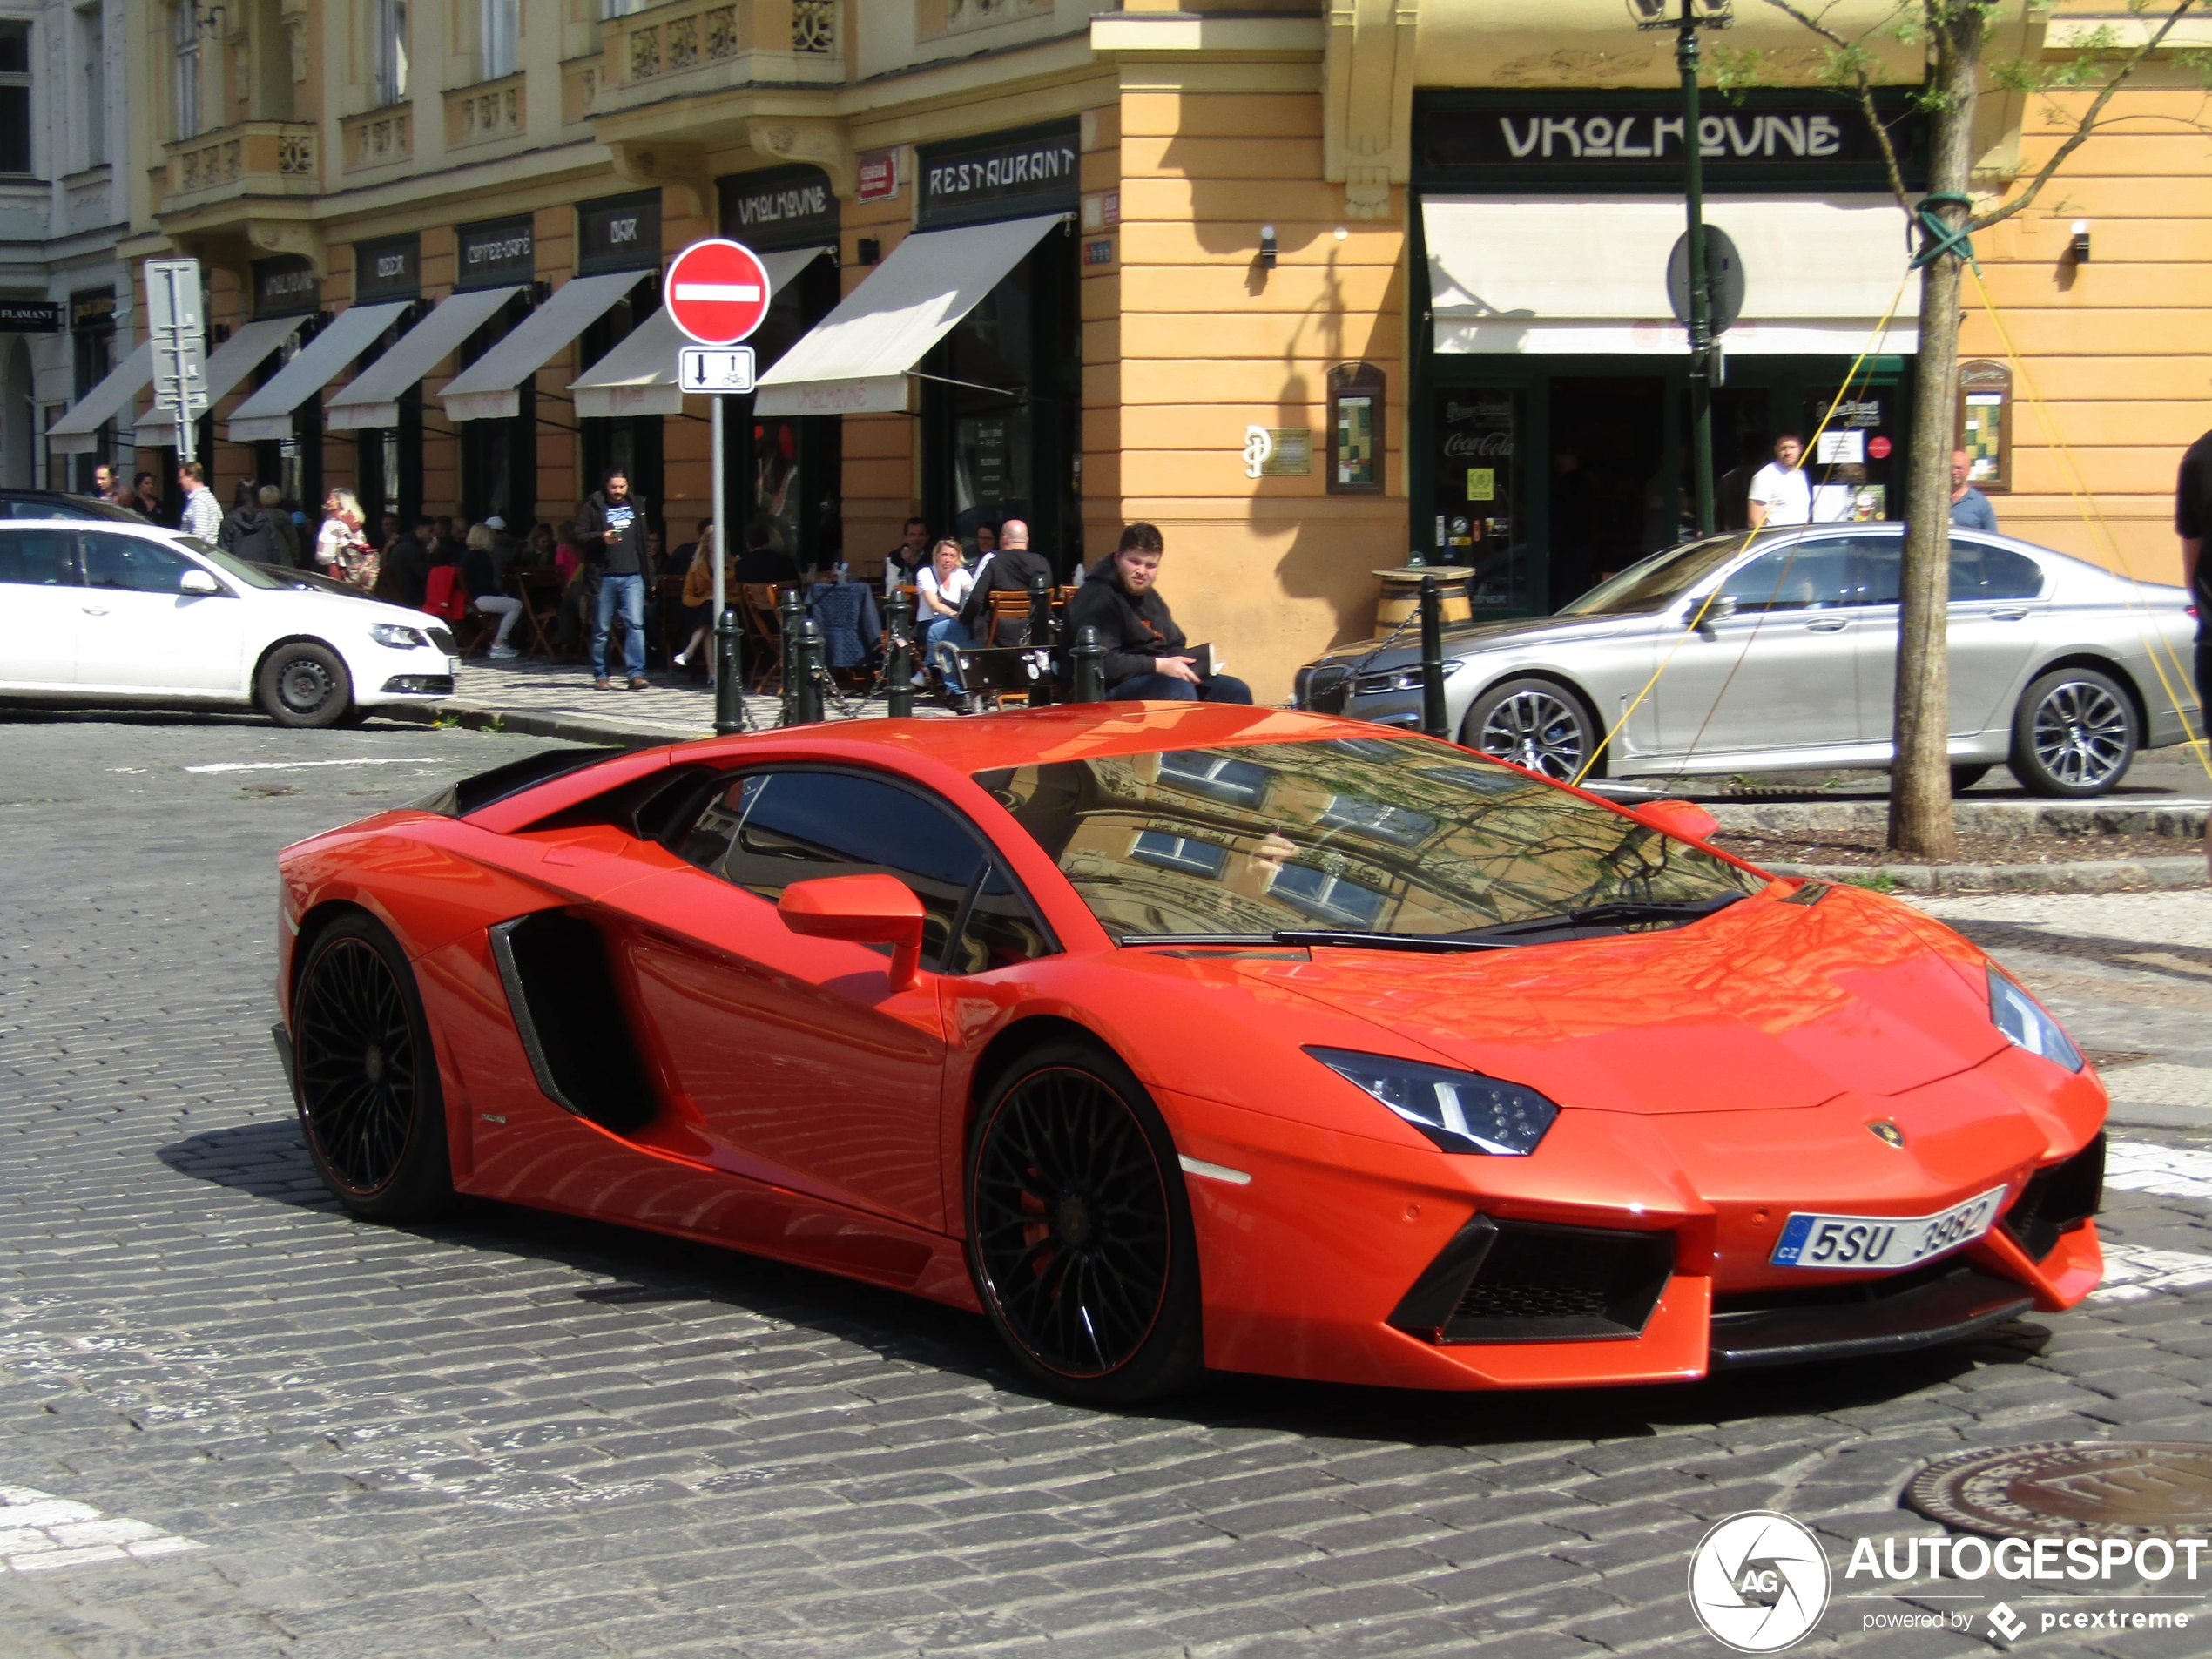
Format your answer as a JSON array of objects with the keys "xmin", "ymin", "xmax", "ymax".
[
  {"xmin": 74, "ymin": 530, "xmax": 248, "ymax": 694},
  {"xmin": 0, "ymin": 526, "xmax": 80, "ymax": 688},
  {"xmin": 1856, "ymin": 536, "xmax": 2050, "ymax": 742},
  {"xmin": 1649, "ymin": 536, "xmax": 1867, "ymax": 761},
  {"xmin": 607, "ymin": 766, "xmax": 1051, "ymax": 1232}
]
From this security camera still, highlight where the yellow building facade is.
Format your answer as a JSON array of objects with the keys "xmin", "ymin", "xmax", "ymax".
[{"xmin": 88, "ymin": 0, "xmax": 2208, "ymax": 700}]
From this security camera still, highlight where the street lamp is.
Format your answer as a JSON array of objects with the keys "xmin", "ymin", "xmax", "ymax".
[{"xmin": 1633, "ymin": 0, "xmax": 1732, "ymax": 537}]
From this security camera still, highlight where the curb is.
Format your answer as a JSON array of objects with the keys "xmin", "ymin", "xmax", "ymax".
[
  {"xmin": 378, "ymin": 700, "xmax": 706, "ymax": 749},
  {"xmin": 1764, "ymin": 855, "xmax": 2209, "ymax": 894},
  {"xmin": 1710, "ymin": 799, "xmax": 2209, "ymax": 839}
]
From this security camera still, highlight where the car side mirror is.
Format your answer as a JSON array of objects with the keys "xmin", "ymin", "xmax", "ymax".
[
  {"xmin": 1637, "ymin": 799, "xmax": 1721, "ymax": 842},
  {"xmin": 778, "ymin": 873, "xmax": 927, "ymax": 991},
  {"xmin": 1690, "ymin": 592, "xmax": 1737, "ymax": 628},
  {"xmin": 179, "ymin": 568, "xmax": 223, "ymax": 597}
]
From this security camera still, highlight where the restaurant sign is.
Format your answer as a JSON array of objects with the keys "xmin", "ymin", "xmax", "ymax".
[
  {"xmin": 719, "ymin": 165, "xmax": 839, "ymax": 251},
  {"xmin": 457, "ymin": 215, "xmax": 534, "ymax": 290},
  {"xmin": 1419, "ymin": 92, "xmax": 1921, "ymax": 189},
  {"xmin": 919, "ymin": 121, "xmax": 1080, "ymax": 229}
]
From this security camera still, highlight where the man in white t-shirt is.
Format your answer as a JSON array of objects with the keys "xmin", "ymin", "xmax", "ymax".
[{"xmin": 1747, "ymin": 435, "xmax": 1811, "ymax": 529}]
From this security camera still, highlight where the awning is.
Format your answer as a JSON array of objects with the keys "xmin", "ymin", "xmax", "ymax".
[
  {"xmin": 755, "ymin": 217, "xmax": 1062, "ymax": 416},
  {"xmin": 439, "ymin": 272, "xmax": 642, "ymax": 422},
  {"xmin": 134, "ymin": 315, "xmax": 308, "ymax": 449},
  {"xmin": 1424, "ymin": 195, "xmax": 1918, "ymax": 356},
  {"xmin": 48, "ymin": 341, "xmax": 153, "ymax": 455},
  {"xmin": 226, "ymin": 302, "xmax": 412, "ymax": 442},
  {"xmin": 570, "ymin": 247, "xmax": 833, "ymax": 420},
  {"xmin": 325, "ymin": 287, "xmax": 523, "ymax": 431}
]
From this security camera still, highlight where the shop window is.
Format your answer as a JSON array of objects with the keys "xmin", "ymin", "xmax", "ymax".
[
  {"xmin": 1328, "ymin": 363, "xmax": 1385, "ymax": 495},
  {"xmin": 1433, "ymin": 388, "xmax": 1527, "ymax": 612}
]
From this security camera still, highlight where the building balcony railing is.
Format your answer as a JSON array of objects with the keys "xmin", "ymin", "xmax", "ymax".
[
  {"xmin": 590, "ymin": 0, "xmax": 842, "ymax": 123},
  {"xmin": 342, "ymin": 105, "xmax": 414, "ymax": 172},
  {"xmin": 448, "ymin": 74, "xmax": 526, "ymax": 150},
  {"xmin": 160, "ymin": 121, "xmax": 319, "ymax": 213}
]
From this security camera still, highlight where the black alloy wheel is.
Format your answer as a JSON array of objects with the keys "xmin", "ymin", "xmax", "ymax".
[
  {"xmin": 1464, "ymin": 677, "xmax": 1602, "ymax": 782},
  {"xmin": 2010, "ymin": 665, "xmax": 2137, "ymax": 798},
  {"xmin": 291, "ymin": 914, "xmax": 453, "ymax": 1220},
  {"xmin": 967, "ymin": 1042, "xmax": 1203, "ymax": 1402},
  {"xmin": 257, "ymin": 640, "xmax": 353, "ymax": 729}
]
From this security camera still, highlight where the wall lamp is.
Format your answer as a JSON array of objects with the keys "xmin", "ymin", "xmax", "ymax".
[
  {"xmin": 1258, "ymin": 224, "xmax": 1278, "ymax": 270},
  {"xmin": 2070, "ymin": 220, "xmax": 2091, "ymax": 263}
]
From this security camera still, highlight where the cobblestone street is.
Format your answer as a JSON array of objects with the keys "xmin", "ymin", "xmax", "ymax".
[{"xmin": 5, "ymin": 711, "xmax": 2212, "ymax": 1656}]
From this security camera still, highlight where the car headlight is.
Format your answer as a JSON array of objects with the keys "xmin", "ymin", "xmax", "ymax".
[
  {"xmin": 1306, "ymin": 1046, "xmax": 1559, "ymax": 1155},
  {"xmin": 370, "ymin": 623, "xmax": 428, "ymax": 650},
  {"xmin": 1989, "ymin": 966, "xmax": 2084, "ymax": 1072},
  {"xmin": 1352, "ymin": 660, "xmax": 1463, "ymax": 696}
]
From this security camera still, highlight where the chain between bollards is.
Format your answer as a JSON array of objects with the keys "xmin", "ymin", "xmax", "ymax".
[
  {"xmin": 1070, "ymin": 623, "xmax": 1104, "ymax": 703},
  {"xmin": 712, "ymin": 602, "xmax": 745, "ymax": 735},
  {"xmin": 1419, "ymin": 573, "xmax": 1448, "ymax": 740},
  {"xmin": 883, "ymin": 590, "xmax": 914, "ymax": 719}
]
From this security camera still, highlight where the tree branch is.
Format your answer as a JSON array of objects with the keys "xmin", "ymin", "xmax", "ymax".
[
  {"xmin": 1972, "ymin": 0, "xmax": 2199, "ymax": 231},
  {"xmin": 1761, "ymin": 0, "xmax": 1918, "ymax": 209}
]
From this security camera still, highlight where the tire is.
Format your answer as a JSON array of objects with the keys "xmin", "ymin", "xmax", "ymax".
[
  {"xmin": 1950, "ymin": 764, "xmax": 1993, "ymax": 793},
  {"xmin": 290, "ymin": 913, "xmax": 454, "ymax": 1221},
  {"xmin": 2009, "ymin": 666, "xmax": 2138, "ymax": 798},
  {"xmin": 1462, "ymin": 677, "xmax": 1603, "ymax": 782},
  {"xmin": 965, "ymin": 1040, "xmax": 1204, "ymax": 1404},
  {"xmin": 257, "ymin": 640, "xmax": 353, "ymax": 729}
]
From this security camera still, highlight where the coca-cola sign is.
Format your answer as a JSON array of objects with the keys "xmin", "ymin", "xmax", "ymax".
[{"xmin": 1443, "ymin": 430, "xmax": 1514, "ymax": 459}]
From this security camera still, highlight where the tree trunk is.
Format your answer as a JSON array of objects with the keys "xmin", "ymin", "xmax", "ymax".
[{"xmin": 1890, "ymin": 7, "xmax": 1983, "ymax": 859}]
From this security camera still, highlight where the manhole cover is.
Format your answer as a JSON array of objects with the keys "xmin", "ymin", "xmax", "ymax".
[{"xmin": 1908, "ymin": 1441, "xmax": 2212, "ymax": 1538}]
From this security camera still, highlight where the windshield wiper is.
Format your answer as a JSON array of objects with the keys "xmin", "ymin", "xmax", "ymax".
[
  {"xmin": 1452, "ymin": 893, "xmax": 1748, "ymax": 942},
  {"xmin": 1119, "ymin": 930, "xmax": 1510, "ymax": 953}
]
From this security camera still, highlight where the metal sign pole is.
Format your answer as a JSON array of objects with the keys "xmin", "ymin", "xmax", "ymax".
[
  {"xmin": 164, "ymin": 265, "xmax": 195, "ymax": 467},
  {"xmin": 711, "ymin": 392, "xmax": 744, "ymax": 734}
]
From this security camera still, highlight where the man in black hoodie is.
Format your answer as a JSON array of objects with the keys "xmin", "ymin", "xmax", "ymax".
[
  {"xmin": 577, "ymin": 468, "xmax": 651, "ymax": 691},
  {"xmin": 1067, "ymin": 523, "xmax": 1252, "ymax": 703}
]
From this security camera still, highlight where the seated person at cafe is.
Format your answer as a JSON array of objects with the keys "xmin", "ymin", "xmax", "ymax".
[
  {"xmin": 1067, "ymin": 523, "xmax": 1252, "ymax": 705},
  {"xmin": 733, "ymin": 521, "xmax": 799, "ymax": 586}
]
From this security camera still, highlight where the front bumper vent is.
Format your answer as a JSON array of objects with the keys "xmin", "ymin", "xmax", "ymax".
[
  {"xmin": 1388, "ymin": 1216, "xmax": 1675, "ymax": 1344},
  {"xmin": 426, "ymin": 626, "xmax": 459, "ymax": 654},
  {"xmin": 381, "ymin": 674, "xmax": 455, "ymax": 695},
  {"xmin": 2002, "ymin": 1132, "xmax": 2104, "ymax": 1261}
]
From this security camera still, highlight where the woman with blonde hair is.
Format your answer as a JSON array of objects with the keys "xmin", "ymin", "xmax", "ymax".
[{"xmin": 315, "ymin": 487, "xmax": 376, "ymax": 591}]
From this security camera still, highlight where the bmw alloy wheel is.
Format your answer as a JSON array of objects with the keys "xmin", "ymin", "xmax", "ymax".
[
  {"xmin": 1474, "ymin": 686, "xmax": 1590, "ymax": 781},
  {"xmin": 2028, "ymin": 676, "xmax": 2132, "ymax": 792}
]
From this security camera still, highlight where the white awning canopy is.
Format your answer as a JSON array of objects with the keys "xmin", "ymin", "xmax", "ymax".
[
  {"xmin": 226, "ymin": 302, "xmax": 411, "ymax": 442},
  {"xmin": 570, "ymin": 247, "xmax": 832, "ymax": 421},
  {"xmin": 326, "ymin": 287, "xmax": 523, "ymax": 430},
  {"xmin": 754, "ymin": 217, "xmax": 1062, "ymax": 416},
  {"xmin": 1423, "ymin": 195, "xmax": 1919, "ymax": 356},
  {"xmin": 134, "ymin": 315, "xmax": 308, "ymax": 449},
  {"xmin": 48, "ymin": 341, "xmax": 153, "ymax": 455},
  {"xmin": 439, "ymin": 272, "xmax": 642, "ymax": 422}
]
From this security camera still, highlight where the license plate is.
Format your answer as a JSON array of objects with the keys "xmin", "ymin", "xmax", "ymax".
[{"xmin": 1770, "ymin": 1186, "xmax": 2007, "ymax": 1271}]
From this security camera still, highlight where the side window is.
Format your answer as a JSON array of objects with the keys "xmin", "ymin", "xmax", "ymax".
[
  {"xmin": 1716, "ymin": 543, "xmax": 1857, "ymax": 612},
  {"xmin": 1951, "ymin": 540, "xmax": 2043, "ymax": 602},
  {"xmin": 1836, "ymin": 536, "xmax": 1901, "ymax": 607},
  {"xmin": 0, "ymin": 527, "xmax": 73, "ymax": 586},
  {"xmin": 81, "ymin": 532, "xmax": 197, "ymax": 595},
  {"xmin": 679, "ymin": 769, "xmax": 1049, "ymax": 973}
]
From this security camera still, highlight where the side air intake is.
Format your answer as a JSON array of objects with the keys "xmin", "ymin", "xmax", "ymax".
[{"xmin": 489, "ymin": 910, "xmax": 658, "ymax": 1136}]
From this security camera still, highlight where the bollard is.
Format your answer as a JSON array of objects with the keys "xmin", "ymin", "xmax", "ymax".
[
  {"xmin": 884, "ymin": 590, "xmax": 914, "ymax": 720},
  {"xmin": 792, "ymin": 615, "xmax": 826, "ymax": 725},
  {"xmin": 776, "ymin": 586, "xmax": 805, "ymax": 726},
  {"xmin": 712, "ymin": 603, "xmax": 745, "ymax": 735},
  {"xmin": 1026, "ymin": 571, "xmax": 1055, "ymax": 709},
  {"xmin": 1070, "ymin": 624, "xmax": 1105, "ymax": 704},
  {"xmin": 1419, "ymin": 573, "xmax": 1448, "ymax": 740}
]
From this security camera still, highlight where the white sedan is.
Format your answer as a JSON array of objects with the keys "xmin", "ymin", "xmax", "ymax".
[{"xmin": 0, "ymin": 515, "xmax": 460, "ymax": 727}]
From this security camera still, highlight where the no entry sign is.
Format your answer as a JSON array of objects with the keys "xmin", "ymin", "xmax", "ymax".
[{"xmin": 664, "ymin": 239, "xmax": 771, "ymax": 345}]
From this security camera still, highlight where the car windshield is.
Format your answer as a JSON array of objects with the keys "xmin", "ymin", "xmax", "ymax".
[
  {"xmin": 188, "ymin": 540, "xmax": 288, "ymax": 590},
  {"xmin": 1557, "ymin": 534, "xmax": 1756, "ymax": 617},
  {"xmin": 974, "ymin": 736, "xmax": 1762, "ymax": 943}
]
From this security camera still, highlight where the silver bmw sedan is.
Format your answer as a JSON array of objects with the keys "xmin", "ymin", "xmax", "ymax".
[{"xmin": 1292, "ymin": 524, "xmax": 2199, "ymax": 798}]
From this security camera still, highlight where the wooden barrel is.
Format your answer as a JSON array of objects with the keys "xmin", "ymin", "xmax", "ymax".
[{"xmin": 1373, "ymin": 566, "xmax": 1475, "ymax": 632}]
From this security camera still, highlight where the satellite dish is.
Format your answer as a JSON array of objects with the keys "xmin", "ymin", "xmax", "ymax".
[{"xmin": 1667, "ymin": 227, "xmax": 1745, "ymax": 334}]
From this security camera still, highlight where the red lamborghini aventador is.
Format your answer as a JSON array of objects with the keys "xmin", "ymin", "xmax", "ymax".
[{"xmin": 273, "ymin": 704, "xmax": 2105, "ymax": 1401}]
